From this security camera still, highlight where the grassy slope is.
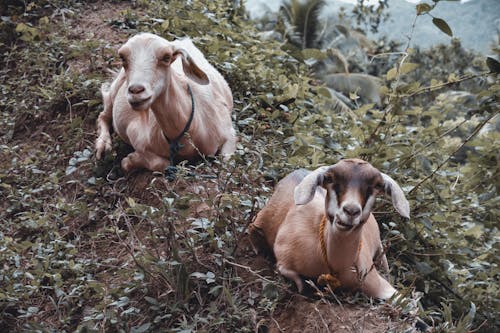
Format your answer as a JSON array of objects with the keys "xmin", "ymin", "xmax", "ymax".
[{"xmin": 0, "ymin": 0, "xmax": 498, "ymax": 332}]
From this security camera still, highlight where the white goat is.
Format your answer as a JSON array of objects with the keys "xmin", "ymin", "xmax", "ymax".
[
  {"xmin": 95, "ymin": 33, "xmax": 237, "ymax": 172},
  {"xmin": 249, "ymin": 158, "xmax": 410, "ymax": 299}
]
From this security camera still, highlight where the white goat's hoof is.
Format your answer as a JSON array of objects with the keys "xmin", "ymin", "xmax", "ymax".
[{"xmin": 95, "ymin": 138, "xmax": 111, "ymax": 160}]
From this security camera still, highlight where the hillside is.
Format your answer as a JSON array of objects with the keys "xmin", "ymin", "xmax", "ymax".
[{"xmin": 0, "ymin": 0, "xmax": 498, "ymax": 332}]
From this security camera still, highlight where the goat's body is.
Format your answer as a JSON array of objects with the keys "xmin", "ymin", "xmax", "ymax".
[
  {"xmin": 96, "ymin": 34, "xmax": 236, "ymax": 172},
  {"xmin": 250, "ymin": 169, "xmax": 309, "ymax": 253},
  {"xmin": 250, "ymin": 160, "xmax": 407, "ymax": 299}
]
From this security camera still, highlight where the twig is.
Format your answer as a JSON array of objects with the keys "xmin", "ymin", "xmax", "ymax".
[
  {"xmin": 369, "ymin": 51, "xmax": 409, "ymax": 63},
  {"xmin": 399, "ymin": 118, "xmax": 468, "ymax": 166},
  {"xmin": 270, "ymin": 316, "xmax": 285, "ymax": 333},
  {"xmin": 223, "ymin": 259, "xmax": 277, "ymax": 285},
  {"xmin": 389, "ymin": 71, "xmax": 490, "ymax": 99},
  {"xmin": 314, "ymin": 303, "xmax": 331, "ymax": 332},
  {"xmin": 364, "ymin": 105, "xmax": 392, "ymax": 146},
  {"xmin": 409, "ymin": 110, "xmax": 498, "ymax": 195},
  {"xmin": 223, "ymin": 258, "xmax": 308, "ymax": 299}
]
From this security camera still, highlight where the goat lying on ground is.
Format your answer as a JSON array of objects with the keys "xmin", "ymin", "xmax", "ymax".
[
  {"xmin": 249, "ymin": 158, "xmax": 410, "ymax": 299},
  {"xmin": 95, "ymin": 33, "xmax": 237, "ymax": 172}
]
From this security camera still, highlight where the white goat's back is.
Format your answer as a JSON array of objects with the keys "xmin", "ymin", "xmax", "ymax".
[
  {"xmin": 173, "ymin": 38, "xmax": 233, "ymax": 108},
  {"xmin": 172, "ymin": 38, "xmax": 212, "ymax": 73}
]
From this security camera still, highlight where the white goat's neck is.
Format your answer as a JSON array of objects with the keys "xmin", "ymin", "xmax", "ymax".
[
  {"xmin": 150, "ymin": 71, "xmax": 194, "ymax": 141},
  {"xmin": 324, "ymin": 218, "xmax": 363, "ymax": 274}
]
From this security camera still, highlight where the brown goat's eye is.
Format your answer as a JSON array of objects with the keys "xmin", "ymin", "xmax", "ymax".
[
  {"xmin": 375, "ymin": 183, "xmax": 384, "ymax": 192},
  {"xmin": 323, "ymin": 175, "xmax": 333, "ymax": 184}
]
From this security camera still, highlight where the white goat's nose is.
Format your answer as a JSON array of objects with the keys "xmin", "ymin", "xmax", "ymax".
[
  {"xmin": 128, "ymin": 84, "xmax": 145, "ymax": 94},
  {"xmin": 343, "ymin": 204, "xmax": 361, "ymax": 217}
]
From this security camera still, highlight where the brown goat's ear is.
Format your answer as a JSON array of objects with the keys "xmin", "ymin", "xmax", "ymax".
[
  {"xmin": 294, "ymin": 166, "xmax": 329, "ymax": 205},
  {"xmin": 381, "ymin": 173, "xmax": 410, "ymax": 219},
  {"xmin": 173, "ymin": 48, "xmax": 210, "ymax": 85}
]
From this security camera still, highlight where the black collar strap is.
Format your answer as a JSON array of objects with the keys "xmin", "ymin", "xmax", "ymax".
[{"xmin": 163, "ymin": 84, "xmax": 195, "ymax": 165}]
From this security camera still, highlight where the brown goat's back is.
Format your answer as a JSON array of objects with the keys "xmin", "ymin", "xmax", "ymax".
[{"xmin": 249, "ymin": 169, "xmax": 310, "ymax": 256}]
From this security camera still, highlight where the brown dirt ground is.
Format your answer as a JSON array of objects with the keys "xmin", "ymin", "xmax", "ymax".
[{"xmin": 56, "ymin": 1, "xmax": 421, "ymax": 332}]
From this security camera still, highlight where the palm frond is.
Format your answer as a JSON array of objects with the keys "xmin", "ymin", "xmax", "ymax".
[{"xmin": 279, "ymin": 0, "xmax": 325, "ymax": 49}]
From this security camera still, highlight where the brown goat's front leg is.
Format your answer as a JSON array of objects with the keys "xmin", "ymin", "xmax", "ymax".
[
  {"xmin": 278, "ymin": 263, "xmax": 304, "ymax": 293},
  {"xmin": 121, "ymin": 151, "xmax": 170, "ymax": 173},
  {"xmin": 361, "ymin": 268, "xmax": 396, "ymax": 300}
]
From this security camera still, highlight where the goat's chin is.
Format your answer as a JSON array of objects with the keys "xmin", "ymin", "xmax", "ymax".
[
  {"xmin": 129, "ymin": 102, "xmax": 151, "ymax": 111},
  {"xmin": 333, "ymin": 217, "xmax": 361, "ymax": 232},
  {"xmin": 335, "ymin": 222, "xmax": 354, "ymax": 231},
  {"xmin": 128, "ymin": 97, "xmax": 152, "ymax": 111}
]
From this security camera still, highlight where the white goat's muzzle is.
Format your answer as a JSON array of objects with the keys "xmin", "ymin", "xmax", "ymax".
[{"xmin": 127, "ymin": 83, "xmax": 153, "ymax": 111}]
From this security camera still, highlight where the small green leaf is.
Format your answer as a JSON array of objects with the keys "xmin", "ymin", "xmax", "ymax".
[
  {"xmin": 349, "ymin": 91, "xmax": 359, "ymax": 101},
  {"xmin": 486, "ymin": 57, "xmax": 500, "ymax": 73},
  {"xmin": 144, "ymin": 296, "xmax": 159, "ymax": 305},
  {"xmin": 432, "ymin": 18, "xmax": 453, "ymax": 37},
  {"xmin": 400, "ymin": 62, "xmax": 419, "ymax": 74},
  {"xmin": 27, "ymin": 306, "xmax": 39, "ymax": 314},
  {"xmin": 416, "ymin": 3, "xmax": 432, "ymax": 15},
  {"xmin": 301, "ymin": 48, "xmax": 327, "ymax": 61},
  {"xmin": 262, "ymin": 283, "xmax": 280, "ymax": 300},
  {"xmin": 463, "ymin": 224, "xmax": 483, "ymax": 239},
  {"xmin": 415, "ymin": 262, "xmax": 434, "ymax": 275},
  {"xmin": 316, "ymin": 86, "xmax": 332, "ymax": 98},
  {"xmin": 386, "ymin": 67, "xmax": 398, "ymax": 80},
  {"xmin": 131, "ymin": 323, "xmax": 151, "ymax": 333}
]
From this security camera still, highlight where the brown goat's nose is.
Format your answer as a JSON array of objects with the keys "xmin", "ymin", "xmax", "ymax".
[
  {"xmin": 128, "ymin": 84, "xmax": 145, "ymax": 94},
  {"xmin": 343, "ymin": 204, "xmax": 361, "ymax": 217}
]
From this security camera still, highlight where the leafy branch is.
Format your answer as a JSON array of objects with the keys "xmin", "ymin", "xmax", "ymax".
[
  {"xmin": 409, "ymin": 110, "xmax": 499, "ymax": 195},
  {"xmin": 389, "ymin": 71, "xmax": 492, "ymax": 99}
]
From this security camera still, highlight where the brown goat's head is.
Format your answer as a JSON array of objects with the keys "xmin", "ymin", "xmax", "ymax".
[
  {"xmin": 294, "ymin": 159, "xmax": 409, "ymax": 231},
  {"xmin": 117, "ymin": 33, "xmax": 209, "ymax": 111}
]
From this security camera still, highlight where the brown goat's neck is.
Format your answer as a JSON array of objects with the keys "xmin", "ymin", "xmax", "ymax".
[
  {"xmin": 151, "ymin": 72, "xmax": 195, "ymax": 141},
  {"xmin": 320, "ymin": 215, "xmax": 363, "ymax": 274}
]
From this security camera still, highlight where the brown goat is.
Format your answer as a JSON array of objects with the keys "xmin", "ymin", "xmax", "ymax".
[{"xmin": 249, "ymin": 159, "xmax": 410, "ymax": 299}]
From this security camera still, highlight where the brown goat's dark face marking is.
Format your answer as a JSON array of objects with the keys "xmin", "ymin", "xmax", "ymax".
[{"xmin": 323, "ymin": 159, "xmax": 384, "ymax": 231}]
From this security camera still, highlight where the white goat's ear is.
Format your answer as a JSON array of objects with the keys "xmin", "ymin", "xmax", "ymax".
[
  {"xmin": 173, "ymin": 48, "xmax": 210, "ymax": 85},
  {"xmin": 294, "ymin": 166, "xmax": 329, "ymax": 205},
  {"xmin": 381, "ymin": 173, "xmax": 410, "ymax": 219}
]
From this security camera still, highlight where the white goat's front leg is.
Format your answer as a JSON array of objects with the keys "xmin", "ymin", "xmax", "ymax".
[
  {"xmin": 95, "ymin": 99, "xmax": 113, "ymax": 159},
  {"xmin": 121, "ymin": 151, "xmax": 170, "ymax": 173},
  {"xmin": 361, "ymin": 268, "xmax": 396, "ymax": 300},
  {"xmin": 96, "ymin": 70, "xmax": 127, "ymax": 159},
  {"xmin": 219, "ymin": 130, "xmax": 237, "ymax": 160},
  {"xmin": 277, "ymin": 263, "xmax": 304, "ymax": 293}
]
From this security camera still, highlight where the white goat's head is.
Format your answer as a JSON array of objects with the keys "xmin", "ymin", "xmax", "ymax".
[
  {"xmin": 117, "ymin": 33, "xmax": 209, "ymax": 111},
  {"xmin": 294, "ymin": 159, "xmax": 409, "ymax": 232}
]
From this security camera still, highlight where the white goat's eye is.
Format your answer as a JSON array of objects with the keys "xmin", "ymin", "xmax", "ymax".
[
  {"xmin": 119, "ymin": 55, "xmax": 127, "ymax": 66},
  {"xmin": 161, "ymin": 54, "xmax": 171, "ymax": 63}
]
